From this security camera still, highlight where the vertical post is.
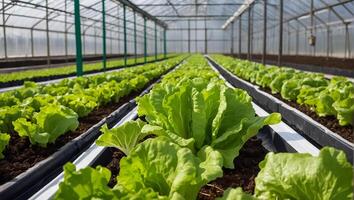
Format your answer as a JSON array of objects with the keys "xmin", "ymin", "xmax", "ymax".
[
  {"xmin": 296, "ymin": 28, "xmax": 299, "ymax": 56},
  {"xmin": 133, "ymin": 11, "xmax": 137, "ymax": 63},
  {"xmin": 231, "ymin": 21, "xmax": 234, "ymax": 55},
  {"xmin": 31, "ymin": 30, "xmax": 34, "ymax": 57},
  {"xmin": 238, "ymin": 15, "xmax": 242, "ymax": 58},
  {"xmin": 83, "ymin": 30, "xmax": 86, "ymax": 55},
  {"xmin": 278, "ymin": 0, "xmax": 283, "ymax": 66},
  {"xmin": 2, "ymin": 0, "xmax": 7, "ymax": 59},
  {"xmin": 123, "ymin": 4, "xmax": 127, "ymax": 66},
  {"xmin": 204, "ymin": 18, "xmax": 207, "ymax": 54},
  {"xmin": 188, "ymin": 19, "xmax": 191, "ymax": 53},
  {"xmin": 94, "ymin": 27, "xmax": 97, "ymax": 55},
  {"xmin": 74, "ymin": 0, "xmax": 83, "ymax": 76},
  {"xmin": 46, "ymin": 0, "xmax": 50, "ymax": 66},
  {"xmin": 344, "ymin": 23, "xmax": 350, "ymax": 59},
  {"xmin": 326, "ymin": 27, "xmax": 330, "ymax": 59},
  {"xmin": 154, "ymin": 22, "xmax": 157, "ymax": 60},
  {"xmin": 164, "ymin": 28, "xmax": 167, "ymax": 58},
  {"xmin": 262, "ymin": 0, "xmax": 267, "ymax": 65},
  {"xmin": 64, "ymin": 0, "xmax": 68, "ymax": 62},
  {"xmin": 102, "ymin": 0, "xmax": 107, "ymax": 71},
  {"xmin": 144, "ymin": 17, "xmax": 147, "ymax": 63},
  {"xmin": 247, "ymin": 6, "xmax": 251, "ymax": 59}
]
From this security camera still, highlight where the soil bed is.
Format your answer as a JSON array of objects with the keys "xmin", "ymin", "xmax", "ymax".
[
  {"xmin": 261, "ymin": 87, "xmax": 353, "ymax": 143},
  {"xmin": 0, "ymin": 89, "xmax": 141, "ymax": 185},
  {"xmin": 198, "ymin": 137, "xmax": 267, "ymax": 200},
  {"xmin": 104, "ymin": 137, "xmax": 267, "ymax": 200}
]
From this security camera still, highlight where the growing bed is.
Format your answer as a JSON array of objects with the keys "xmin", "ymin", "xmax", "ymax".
[{"xmin": 26, "ymin": 55, "xmax": 352, "ymax": 200}]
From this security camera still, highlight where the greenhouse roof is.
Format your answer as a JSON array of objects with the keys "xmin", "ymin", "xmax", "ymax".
[{"xmin": 2, "ymin": 0, "xmax": 353, "ymax": 33}]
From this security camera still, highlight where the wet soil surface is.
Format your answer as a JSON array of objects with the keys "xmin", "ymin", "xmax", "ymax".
[
  {"xmin": 261, "ymin": 87, "xmax": 353, "ymax": 143},
  {"xmin": 0, "ymin": 90, "xmax": 140, "ymax": 185},
  {"xmin": 198, "ymin": 138, "xmax": 267, "ymax": 199},
  {"xmin": 104, "ymin": 137, "xmax": 267, "ymax": 200},
  {"xmin": 106, "ymin": 148, "xmax": 126, "ymax": 188}
]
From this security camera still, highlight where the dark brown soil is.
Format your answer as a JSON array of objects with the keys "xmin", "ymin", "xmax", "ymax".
[
  {"xmin": 0, "ymin": 90, "xmax": 140, "ymax": 185},
  {"xmin": 198, "ymin": 137, "xmax": 267, "ymax": 200},
  {"xmin": 261, "ymin": 87, "xmax": 353, "ymax": 143},
  {"xmin": 106, "ymin": 148, "xmax": 126, "ymax": 188}
]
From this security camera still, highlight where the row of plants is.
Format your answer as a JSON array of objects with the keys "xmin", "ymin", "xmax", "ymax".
[
  {"xmin": 0, "ymin": 54, "xmax": 174, "ymax": 83},
  {"xmin": 0, "ymin": 55, "xmax": 185, "ymax": 160},
  {"xmin": 54, "ymin": 55, "xmax": 353, "ymax": 200},
  {"xmin": 211, "ymin": 55, "xmax": 354, "ymax": 127}
]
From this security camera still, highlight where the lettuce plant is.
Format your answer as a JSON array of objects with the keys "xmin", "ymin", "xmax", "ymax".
[
  {"xmin": 117, "ymin": 138, "xmax": 223, "ymax": 200},
  {"xmin": 13, "ymin": 105, "xmax": 79, "ymax": 147},
  {"xmin": 138, "ymin": 78, "xmax": 280, "ymax": 168},
  {"xmin": 96, "ymin": 120, "xmax": 147, "ymax": 155},
  {"xmin": 219, "ymin": 147, "xmax": 353, "ymax": 200}
]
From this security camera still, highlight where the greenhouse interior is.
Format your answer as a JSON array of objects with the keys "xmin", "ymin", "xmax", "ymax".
[{"xmin": 0, "ymin": 0, "xmax": 353, "ymax": 199}]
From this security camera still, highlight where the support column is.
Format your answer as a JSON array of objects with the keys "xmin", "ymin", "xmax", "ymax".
[
  {"xmin": 262, "ymin": 0, "xmax": 267, "ymax": 65},
  {"xmin": 46, "ymin": 0, "xmax": 51, "ymax": 66},
  {"xmin": 164, "ymin": 28, "xmax": 167, "ymax": 58},
  {"xmin": 133, "ymin": 11, "xmax": 137, "ymax": 63},
  {"xmin": 74, "ymin": 0, "xmax": 83, "ymax": 76},
  {"xmin": 239, "ymin": 15, "xmax": 242, "ymax": 58},
  {"xmin": 326, "ymin": 27, "xmax": 330, "ymax": 59},
  {"xmin": 31, "ymin": 29, "xmax": 34, "ymax": 57},
  {"xmin": 231, "ymin": 21, "xmax": 234, "ymax": 55},
  {"xmin": 344, "ymin": 23, "xmax": 350, "ymax": 59},
  {"xmin": 278, "ymin": 0, "xmax": 283, "ymax": 66},
  {"xmin": 247, "ymin": 6, "xmax": 251, "ymax": 59},
  {"xmin": 204, "ymin": 18, "xmax": 207, "ymax": 54},
  {"xmin": 123, "ymin": 4, "xmax": 127, "ymax": 66},
  {"xmin": 2, "ymin": 0, "xmax": 7, "ymax": 59},
  {"xmin": 64, "ymin": 0, "xmax": 68, "ymax": 62},
  {"xmin": 154, "ymin": 22, "xmax": 157, "ymax": 60},
  {"xmin": 102, "ymin": 0, "xmax": 107, "ymax": 71},
  {"xmin": 188, "ymin": 19, "xmax": 191, "ymax": 53},
  {"xmin": 94, "ymin": 27, "xmax": 97, "ymax": 55},
  {"xmin": 144, "ymin": 17, "xmax": 147, "ymax": 63}
]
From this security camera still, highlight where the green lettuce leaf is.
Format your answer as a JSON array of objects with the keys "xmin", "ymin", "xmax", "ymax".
[
  {"xmin": 255, "ymin": 147, "xmax": 353, "ymax": 200},
  {"xmin": 96, "ymin": 119, "xmax": 147, "ymax": 155},
  {"xmin": 0, "ymin": 133, "xmax": 10, "ymax": 159},
  {"xmin": 55, "ymin": 163, "xmax": 119, "ymax": 200},
  {"xmin": 13, "ymin": 105, "xmax": 79, "ymax": 146},
  {"xmin": 117, "ymin": 138, "xmax": 223, "ymax": 200},
  {"xmin": 217, "ymin": 188, "xmax": 257, "ymax": 200}
]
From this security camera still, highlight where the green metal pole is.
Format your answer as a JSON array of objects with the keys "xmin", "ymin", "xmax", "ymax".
[
  {"xmin": 74, "ymin": 0, "xmax": 83, "ymax": 76},
  {"xmin": 133, "ymin": 11, "xmax": 137, "ymax": 64},
  {"xmin": 154, "ymin": 22, "xmax": 157, "ymax": 60},
  {"xmin": 123, "ymin": 4, "xmax": 127, "ymax": 67},
  {"xmin": 102, "ymin": 0, "xmax": 106, "ymax": 71},
  {"xmin": 164, "ymin": 28, "xmax": 167, "ymax": 58},
  {"xmin": 144, "ymin": 17, "xmax": 147, "ymax": 63}
]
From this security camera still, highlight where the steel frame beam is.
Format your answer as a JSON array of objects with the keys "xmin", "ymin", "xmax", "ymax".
[
  {"xmin": 102, "ymin": 0, "xmax": 107, "ymax": 71},
  {"xmin": 278, "ymin": 0, "xmax": 283, "ymax": 66},
  {"xmin": 74, "ymin": 0, "xmax": 83, "ymax": 76},
  {"xmin": 262, "ymin": 0, "xmax": 267, "ymax": 65}
]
